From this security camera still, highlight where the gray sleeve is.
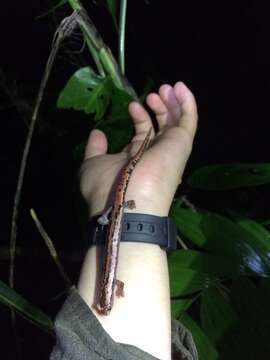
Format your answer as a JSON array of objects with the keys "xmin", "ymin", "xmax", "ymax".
[{"xmin": 50, "ymin": 287, "xmax": 198, "ymax": 360}]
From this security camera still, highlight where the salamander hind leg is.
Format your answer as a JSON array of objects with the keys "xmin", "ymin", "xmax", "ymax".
[
  {"xmin": 92, "ymin": 302, "xmax": 111, "ymax": 316},
  {"xmin": 125, "ymin": 200, "xmax": 136, "ymax": 209},
  {"xmin": 97, "ymin": 206, "xmax": 112, "ymax": 225},
  {"xmin": 115, "ymin": 279, "xmax": 125, "ymax": 297}
]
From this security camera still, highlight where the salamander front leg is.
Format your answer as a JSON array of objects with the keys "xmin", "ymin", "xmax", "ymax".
[
  {"xmin": 97, "ymin": 206, "xmax": 112, "ymax": 225},
  {"xmin": 125, "ymin": 200, "xmax": 136, "ymax": 209},
  {"xmin": 115, "ymin": 279, "xmax": 125, "ymax": 297}
]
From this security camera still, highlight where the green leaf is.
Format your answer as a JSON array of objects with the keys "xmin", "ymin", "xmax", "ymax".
[
  {"xmin": 57, "ymin": 67, "xmax": 112, "ymax": 120},
  {"xmin": 200, "ymin": 287, "xmax": 239, "ymax": 347},
  {"xmin": 229, "ymin": 213, "xmax": 270, "ymax": 255},
  {"xmin": 169, "ymin": 265, "xmax": 214, "ymax": 297},
  {"xmin": 101, "ymin": 87, "xmax": 133, "ymax": 153},
  {"xmin": 188, "ymin": 163, "xmax": 270, "ymax": 190},
  {"xmin": 0, "ymin": 280, "xmax": 54, "ymax": 335},
  {"xmin": 200, "ymin": 279, "xmax": 270, "ymax": 359},
  {"xmin": 105, "ymin": 0, "xmax": 119, "ymax": 29},
  {"xmin": 231, "ymin": 277, "xmax": 270, "ymax": 340},
  {"xmin": 171, "ymin": 206, "xmax": 270, "ymax": 277},
  {"xmin": 171, "ymin": 299, "xmax": 194, "ymax": 320},
  {"xmin": 73, "ymin": 86, "xmax": 134, "ymax": 159},
  {"xmin": 229, "ymin": 277, "xmax": 270, "ymax": 357},
  {"xmin": 180, "ymin": 314, "xmax": 218, "ymax": 360},
  {"xmin": 170, "ymin": 206, "xmax": 206, "ymax": 246},
  {"xmin": 168, "ymin": 250, "xmax": 239, "ymax": 278}
]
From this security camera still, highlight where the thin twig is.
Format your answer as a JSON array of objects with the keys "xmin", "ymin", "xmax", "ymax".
[
  {"xmin": 30, "ymin": 209, "xmax": 72, "ymax": 288},
  {"xmin": 9, "ymin": 4, "xmax": 136, "ymax": 349},
  {"xmin": 9, "ymin": 12, "xmax": 78, "ymax": 353},
  {"xmin": 9, "ymin": 10, "xmax": 77, "ymax": 290},
  {"xmin": 177, "ymin": 235, "xmax": 189, "ymax": 250},
  {"xmin": 181, "ymin": 195, "xmax": 197, "ymax": 213}
]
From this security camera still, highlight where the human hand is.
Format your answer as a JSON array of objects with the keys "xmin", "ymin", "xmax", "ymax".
[{"xmin": 79, "ymin": 81, "xmax": 198, "ymax": 217}]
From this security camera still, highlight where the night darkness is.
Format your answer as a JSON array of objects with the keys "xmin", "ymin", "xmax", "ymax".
[{"xmin": 1, "ymin": 1, "xmax": 270, "ymax": 359}]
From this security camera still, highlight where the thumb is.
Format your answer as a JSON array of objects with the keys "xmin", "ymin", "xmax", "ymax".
[{"xmin": 84, "ymin": 129, "xmax": 108, "ymax": 160}]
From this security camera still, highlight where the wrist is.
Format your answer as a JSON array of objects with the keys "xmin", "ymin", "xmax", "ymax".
[
  {"xmin": 89, "ymin": 201, "xmax": 171, "ymax": 218},
  {"xmin": 88, "ymin": 212, "xmax": 177, "ymax": 251},
  {"xmin": 88, "ymin": 178, "xmax": 175, "ymax": 218}
]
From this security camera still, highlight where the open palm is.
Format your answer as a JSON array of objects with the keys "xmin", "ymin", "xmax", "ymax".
[{"xmin": 79, "ymin": 81, "xmax": 198, "ymax": 217}]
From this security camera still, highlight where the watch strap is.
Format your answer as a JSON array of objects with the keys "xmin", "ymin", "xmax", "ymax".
[{"xmin": 88, "ymin": 213, "xmax": 177, "ymax": 251}]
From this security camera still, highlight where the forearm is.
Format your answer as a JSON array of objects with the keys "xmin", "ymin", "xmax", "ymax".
[
  {"xmin": 78, "ymin": 242, "xmax": 171, "ymax": 360},
  {"xmin": 77, "ymin": 81, "xmax": 198, "ymax": 360}
]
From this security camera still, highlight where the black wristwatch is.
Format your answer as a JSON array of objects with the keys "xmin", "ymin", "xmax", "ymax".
[{"xmin": 88, "ymin": 213, "xmax": 177, "ymax": 251}]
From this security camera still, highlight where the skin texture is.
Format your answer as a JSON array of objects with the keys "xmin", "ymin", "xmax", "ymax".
[{"xmin": 78, "ymin": 81, "xmax": 198, "ymax": 360}]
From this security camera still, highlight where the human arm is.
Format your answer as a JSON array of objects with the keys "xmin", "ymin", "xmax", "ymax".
[{"xmin": 77, "ymin": 81, "xmax": 198, "ymax": 360}]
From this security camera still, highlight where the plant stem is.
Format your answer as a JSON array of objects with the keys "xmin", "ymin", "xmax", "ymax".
[
  {"xmin": 67, "ymin": 0, "xmax": 137, "ymax": 98},
  {"xmin": 119, "ymin": 0, "xmax": 128, "ymax": 75},
  {"xmin": 177, "ymin": 235, "xmax": 189, "ymax": 250},
  {"xmin": 30, "ymin": 209, "xmax": 72, "ymax": 288},
  {"xmin": 67, "ymin": 0, "xmax": 82, "ymax": 11},
  {"xmin": 9, "ymin": 14, "xmax": 77, "ymax": 353},
  {"xmin": 77, "ymin": 10, "xmax": 137, "ymax": 98},
  {"xmin": 85, "ymin": 38, "xmax": 106, "ymax": 77},
  {"xmin": 67, "ymin": 0, "xmax": 105, "ymax": 76}
]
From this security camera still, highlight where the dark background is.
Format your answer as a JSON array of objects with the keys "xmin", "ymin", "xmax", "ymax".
[{"xmin": 0, "ymin": 1, "xmax": 270, "ymax": 358}]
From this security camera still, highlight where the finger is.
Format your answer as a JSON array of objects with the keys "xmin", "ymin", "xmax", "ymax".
[
  {"xmin": 128, "ymin": 101, "xmax": 153, "ymax": 141},
  {"xmin": 159, "ymin": 84, "xmax": 182, "ymax": 125},
  {"xmin": 146, "ymin": 84, "xmax": 182, "ymax": 130},
  {"xmin": 146, "ymin": 92, "xmax": 169, "ymax": 129},
  {"xmin": 84, "ymin": 129, "xmax": 108, "ymax": 160},
  {"xmin": 174, "ymin": 82, "xmax": 198, "ymax": 139}
]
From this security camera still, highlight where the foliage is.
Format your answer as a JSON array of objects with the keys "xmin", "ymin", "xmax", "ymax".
[
  {"xmin": 57, "ymin": 67, "xmax": 111, "ymax": 120},
  {"xmin": 104, "ymin": 0, "xmax": 119, "ymax": 29},
  {"xmin": 169, "ymin": 167, "xmax": 270, "ymax": 358},
  {"xmin": 188, "ymin": 163, "xmax": 270, "ymax": 190},
  {"xmin": 58, "ymin": 66, "xmax": 134, "ymax": 153},
  {"xmin": 0, "ymin": 279, "xmax": 54, "ymax": 335}
]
